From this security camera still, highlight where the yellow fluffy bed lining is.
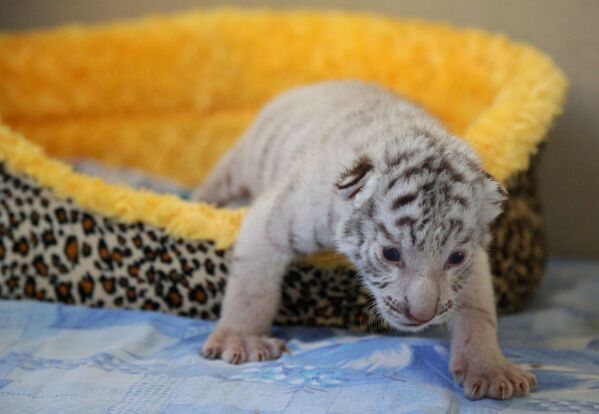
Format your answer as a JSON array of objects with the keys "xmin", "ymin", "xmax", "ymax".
[{"xmin": 0, "ymin": 9, "xmax": 567, "ymax": 251}]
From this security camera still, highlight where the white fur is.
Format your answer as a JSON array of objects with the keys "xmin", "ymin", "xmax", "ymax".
[{"xmin": 196, "ymin": 81, "xmax": 536, "ymax": 399}]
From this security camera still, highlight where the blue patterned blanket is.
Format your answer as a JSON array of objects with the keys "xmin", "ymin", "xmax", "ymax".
[{"xmin": 1, "ymin": 259, "xmax": 598, "ymax": 413}]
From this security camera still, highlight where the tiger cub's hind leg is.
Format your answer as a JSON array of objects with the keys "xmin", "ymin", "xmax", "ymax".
[{"xmin": 192, "ymin": 148, "xmax": 251, "ymax": 206}]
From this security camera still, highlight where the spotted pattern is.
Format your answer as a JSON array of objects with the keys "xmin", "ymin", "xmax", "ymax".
[
  {"xmin": 0, "ymin": 159, "xmax": 544, "ymax": 329},
  {"xmin": 489, "ymin": 155, "xmax": 546, "ymax": 313}
]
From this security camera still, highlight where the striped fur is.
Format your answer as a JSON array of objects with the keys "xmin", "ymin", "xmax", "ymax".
[
  {"xmin": 194, "ymin": 80, "xmax": 504, "ymax": 330},
  {"xmin": 194, "ymin": 82, "xmax": 536, "ymax": 402}
]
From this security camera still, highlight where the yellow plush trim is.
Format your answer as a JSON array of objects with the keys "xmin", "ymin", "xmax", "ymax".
[
  {"xmin": 0, "ymin": 9, "xmax": 567, "ymax": 263},
  {"xmin": 464, "ymin": 48, "xmax": 568, "ymax": 178},
  {"xmin": 0, "ymin": 125, "xmax": 245, "ymax": 249},
  {"xmin": 0, "ymin": 125, "xmax": 344, "ymax": 265}
]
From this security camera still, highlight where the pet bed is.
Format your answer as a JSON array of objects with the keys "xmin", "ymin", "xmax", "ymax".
[{"xmin": 0, "ymin": 9, "xmax": 567, "ymax": 327}]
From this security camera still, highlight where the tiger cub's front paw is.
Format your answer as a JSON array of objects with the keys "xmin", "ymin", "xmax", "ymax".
[
  {"xmin": 202, "ymin": 327, "xmax": 288, "ymax": 364},
  {"xmin": 451, "ymin": 353, "xmax": 537, "ymax": 400}
]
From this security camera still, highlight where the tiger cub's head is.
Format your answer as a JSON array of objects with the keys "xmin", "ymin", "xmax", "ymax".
[{"xmin": 335, "ymin": 132, "xmax": 505, "ymax": 331}]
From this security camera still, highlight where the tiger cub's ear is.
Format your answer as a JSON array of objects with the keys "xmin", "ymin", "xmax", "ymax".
[
  {"xmin": 336, "ymin": 156, "xmax": 380, "ymax": 208},
  {"xmin": 480, "ymin": 172, "xmax": 507, "ymax": 225}
]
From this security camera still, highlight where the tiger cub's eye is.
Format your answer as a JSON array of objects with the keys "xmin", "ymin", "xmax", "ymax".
[
  {"xmin": 447, "ymin": 251, "xmax": 466, "ymax": 266},
  {"xmin": 382, "ymin": 247, "xmax": 401, "ymax": 262}
]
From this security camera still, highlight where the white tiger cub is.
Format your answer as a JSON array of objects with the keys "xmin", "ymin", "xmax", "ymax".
[{"xmin": 194, "ymin": 81, "xmax": 537, "ymax": 400}]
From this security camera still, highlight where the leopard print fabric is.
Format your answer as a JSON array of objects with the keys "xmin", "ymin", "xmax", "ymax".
[
  {"xmin": 0, "ymin": 159, "xmax": 544, "ymax": 329},
  {"xmin": 489, "ymin": 155, "xmax": 546, "ymax": 313}
]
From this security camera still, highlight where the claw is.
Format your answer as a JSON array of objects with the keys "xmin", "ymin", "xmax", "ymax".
[
  {"xmin": 452, "ymin": 369, "xmax": 465, "ymax": 384},
  {"xmin": 529, "ymin": 375, "xmax": 538, "ymax": 390},
  {"xmin": 202, "ymin": 346, "xmax": 220, "ymax": 359},
  {"xmin": 499, "ymin": 382, "xmax": 507, "ymax": 400},
  {"xmin": 470, "ymin": 382, "xmax": 480, "ymax": 399},
  {"xmin": 234, "ymin": 350, "xmax": 245, "ymax": 364}
]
